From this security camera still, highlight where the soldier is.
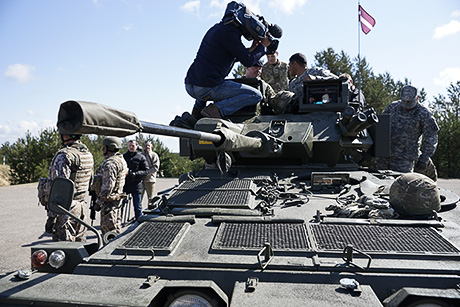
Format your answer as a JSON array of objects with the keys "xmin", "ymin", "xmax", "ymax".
[
  {"xmin": 244, "ymin": 60, "xmax": 294, "ymax": 114},
  {"xmin": 261, "ymin": 50, "xmax": 290, "ymax": 92},
  {"xmin": 46, "ymin": 128, "xmax": 94, "ymax": 242},
  {"xmin": 339, "ymin": 73, "xmax": 367, "ymax": 111},
  {"xmin": 94, "ymin": 137, "xmax": 128, "ymax": 235},
  {"xmin": 288, "ymin": 52, "xmax": 338, "ymax": 104},
  {"xmin": 374, "ymin": 85, "xmax": 439, "ymax": 181},
  {"xmin": 142, "ymin": 141, "xmax": 160, "ymax": 204}
]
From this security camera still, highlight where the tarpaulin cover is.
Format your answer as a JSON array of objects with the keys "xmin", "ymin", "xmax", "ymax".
[
  {"xmin": 214, "ymin": 127, "xmax": 261, "ymax": 152},
  {"xmin": 57, "ymin": 100, "xmax": 142, "ymax": 137}
]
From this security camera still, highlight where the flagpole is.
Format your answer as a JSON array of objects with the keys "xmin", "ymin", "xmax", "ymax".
[{"xmin": 358, "ymin": 0, "xmax": 362, "ymax": 106}]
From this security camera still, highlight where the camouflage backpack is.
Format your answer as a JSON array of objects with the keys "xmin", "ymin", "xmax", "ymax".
[{"xmin": 37, "ymin": 177, "xmax": 51, "ymax": 206}]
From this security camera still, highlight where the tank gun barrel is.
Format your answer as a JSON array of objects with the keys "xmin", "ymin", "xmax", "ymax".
[
  {"xmin": 57, "ymin": 101, "xmax": 267, "ymax": 148},
  {"xmin": 140, "ymin": 120, "xmax": 222, "ymax": 143}
]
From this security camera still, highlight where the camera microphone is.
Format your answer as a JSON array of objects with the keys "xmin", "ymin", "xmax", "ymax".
[{"xmin": 268, "ymin": 24, "xmax": 283, "ymax": 38}]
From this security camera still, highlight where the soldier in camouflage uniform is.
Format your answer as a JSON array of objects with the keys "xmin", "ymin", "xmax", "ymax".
[
  {"xmin": 95, "ymin": 137, "xmax": 128, "ymax": 235},
  {"xmin": 46, "ymin": 128, "xmax": 94, "ymax": 242},
  {"xmin": 288, "ymin": 52, "xmax": 338, "ymax": 104},
  {"xmin": 244, "ymin": 60, "xmax": 294, "ymax": 114},
  {"xmin": 261, "ymin": 50, "xmax": 290, "ymax": 92},
  {"xmin": 374, "ymin": 85, "xmax": 439, "ymax": 181},
  {"xmin": 339, "ymin": 73, "xmax": 367, "ymax": 112}
]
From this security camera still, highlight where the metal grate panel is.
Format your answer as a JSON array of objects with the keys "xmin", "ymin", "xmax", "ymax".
[
  {"xmin": 168, "ymin": 190, "xmax": 251, "ymax": 207},
  {"xmin": 311, "ymin": 224, "xmax": 460, "ymax": 255},
  {"xmin": 213, "ymin": 222, "xmax": 310, "ymax": 251},
  {"xmin": 121, "ymin": 222, "xmax": 187, "ymax": 253},
  {"xmin": 168, "ymin": 178, "xmax": 255, "ymax": 207},
  {"xmin": 178, "ymin": 179, "xmax": 253, "ymax": 190}
]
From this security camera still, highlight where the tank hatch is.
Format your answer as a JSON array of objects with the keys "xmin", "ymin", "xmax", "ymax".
[
  {"xmin": 167, "ymin": 178, "xmax": 257, "ymax": 209},
  {"xmin": 311, "ymin": 224, "xmax": 460, "ymax": 256}
]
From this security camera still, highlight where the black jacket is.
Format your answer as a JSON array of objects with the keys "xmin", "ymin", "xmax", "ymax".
[
  {"xmin": 123, "ymin": 151, "xmax": 149, "ymax": 193},
  {"xmin": 185, "ymin": 22, "xmax": 265, "ymax": 88}
]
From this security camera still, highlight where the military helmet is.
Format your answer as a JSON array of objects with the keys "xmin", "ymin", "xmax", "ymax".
[
  {"xmin": 389, "ymin": 173, "xmax": 440, "ymax": 216},
  {"xmin": 57, "ymin": 125, "xmax": 81, "ymax": 141},
  {"xmin": 102, "ymin": 137, "xmax": 122, "ymax": 150}
]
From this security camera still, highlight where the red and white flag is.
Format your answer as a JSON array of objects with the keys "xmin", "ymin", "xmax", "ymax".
[{"xmin": 359, "ymin": 5, "xmax": 376, "ymax": 34}]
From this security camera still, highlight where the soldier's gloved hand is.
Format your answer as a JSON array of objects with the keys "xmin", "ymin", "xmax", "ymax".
[
  {"xmin": 415, "ymin": 160, "xmax": 428, "ymax": 172},
  {"xmin": 95, "ymin": 199, "xmax": 103, "ymax": 211}
]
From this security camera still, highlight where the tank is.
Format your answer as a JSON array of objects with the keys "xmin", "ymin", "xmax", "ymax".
[{"xmin": 1, "ymin": 79, "xmax": 460, "ymax": 307}]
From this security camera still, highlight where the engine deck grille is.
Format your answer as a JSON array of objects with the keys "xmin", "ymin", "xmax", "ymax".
[
  {"xmin": 311, "ymin": 224, "xmax": 460, "ymax": 255},
  {"xmin": 178, "ymin": 179, "xmax": 253, "ymax": 190},
  {"xmin": 169, "ymin": 190, "xmax": 252, "ymax": 207},
  {"xmin": 213, "ymin": 222, "xmax": 310, "ymax": 251},
  {"xmin": 120, "ymin": 222, "xmax": 187, "ymax": 253},
  {"xmin": 168, "ymin": 179, "xmax": 255, "ymax": 208}
]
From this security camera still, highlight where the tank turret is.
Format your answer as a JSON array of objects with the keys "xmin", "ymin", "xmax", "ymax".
[{"xmin": 57, "ymin": 79, "xmax": 387, "ymax": 170}]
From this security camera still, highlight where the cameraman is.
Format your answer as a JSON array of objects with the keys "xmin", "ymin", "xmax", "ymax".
[{"xmin": 185, "ymin": 3, "xmax": 276, "ymax": 119}]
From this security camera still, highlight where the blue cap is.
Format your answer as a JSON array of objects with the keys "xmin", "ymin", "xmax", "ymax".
[{"xmin": 254, "ymin": 60, "xmax": 264, "ymax": 67}]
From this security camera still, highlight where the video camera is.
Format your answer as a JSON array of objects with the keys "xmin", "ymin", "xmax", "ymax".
[{"xmin": 222, "ymin": 1, "xmax": 282, "ymax": 53}]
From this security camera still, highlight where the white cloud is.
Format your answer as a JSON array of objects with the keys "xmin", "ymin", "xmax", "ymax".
[
  {"xmin": 209, "ymin": 0, "xmax": 262, "ymax": 16},
  {"xmin": 181, "ymin": 1, "xmax": 200, "ymax": 13},
  {"xmin": 5, "ymin": 64, "xmax": 36, "ymax": 83},
  {"xmin": 210, "ymin": 0, "xmax": 228, "ymax": 10},
  {"xmin": 0, "ymin": 119, "xmax": 55, "ymax": 145},
  {"xmin": 184, "ymin": 0, "xmax": 305, "ymax": 20},
  {"xmin": 269, "ymin": 0, "xmax": 308, "ymax": 15},
  {"xmin": 123, "ymin": 23, "xmax": 135, "ymax": 31},
  {"xmin": 451, "ymin": 10, "xmax": 460, "ymax": 18},
  {"xmin": 434, "ymin": 67, "xmax": 460, "ymax": 87},
  {"xmin": 433, "ymin": 20, "xmax": 460, "ymax": 39}
]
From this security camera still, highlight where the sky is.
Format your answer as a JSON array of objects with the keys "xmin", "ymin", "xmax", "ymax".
[{"xmin": 1, "ymin": 0, "xmax": 460, "ymax": 152}]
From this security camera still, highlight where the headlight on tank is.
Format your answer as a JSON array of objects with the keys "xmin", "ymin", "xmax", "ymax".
[
  {"xmin": 168, "ymin": 294, "xmax": 213, "ymax": 307},
  {"xmin": 48, "ymin": 250, "xmax": 66, "ymax": 269}
]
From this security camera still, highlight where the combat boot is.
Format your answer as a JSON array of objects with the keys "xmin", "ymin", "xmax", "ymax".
[
  {"xmin": 201, "ymin": 103, "xmax": 222, "ymax": 119},
  {"xmin": 192, "ymin": 107, "xmax": 203, "ymax": 120},
  {"xmin": 169, "ymin": 112, "xmax": 197, "ymax": 129}
]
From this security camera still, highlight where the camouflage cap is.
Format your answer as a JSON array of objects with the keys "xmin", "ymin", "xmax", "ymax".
[{"xmin": 400, "ymin": 85, "xmax": 418, "ymax": 109}]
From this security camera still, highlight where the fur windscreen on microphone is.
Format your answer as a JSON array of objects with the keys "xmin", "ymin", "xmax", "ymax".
[{"xmin": 269, "ymin": 24, "xmax": 283, "ymax": 38}]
